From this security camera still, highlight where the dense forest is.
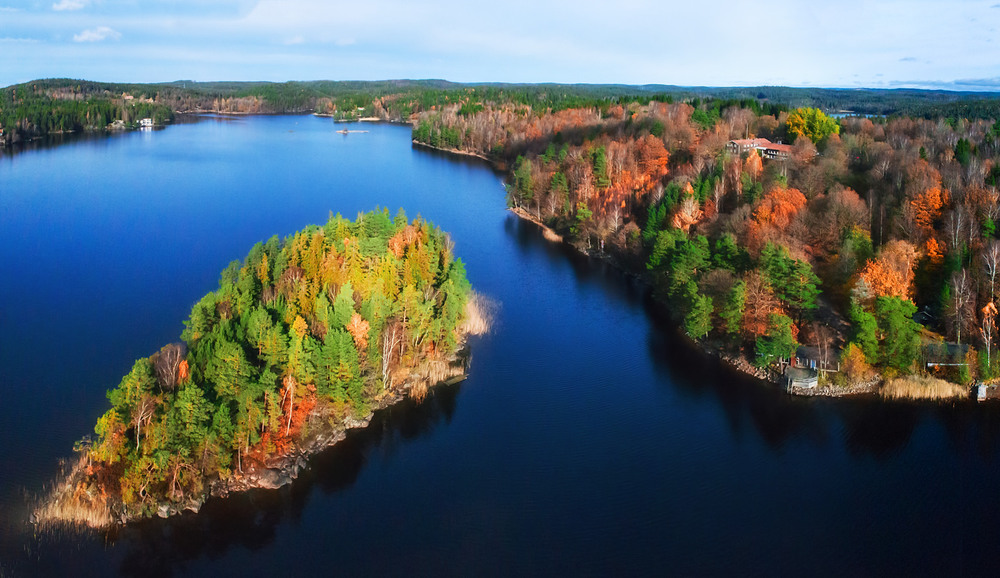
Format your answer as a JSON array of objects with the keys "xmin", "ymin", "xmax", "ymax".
[
  {"xmin": 0, "ymin": 81, "xmax": 173, "ymax": 144},
  {"xmin": 41, "ymin": 209, "xmax": 480, "ymax": 525},
  {"xmin": 412, "ymin": 94, "xmax": 1000, "ymax": 390}
]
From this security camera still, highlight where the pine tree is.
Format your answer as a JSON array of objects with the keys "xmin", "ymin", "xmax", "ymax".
[
  {"xmin": 684, "ymin": 290, "xmax": 714, "ymax": 339},
  {"xmin": 756, "ymin": 314, "xmax": 798, "ymax": 367},
  {"xmin": 720, "ymin": 280, "xmax": 746, "ymax": 335},
  {"xmin": 876, "ymin": 296, "xmax": 920, "ymax": 371},
  {"xmin": 850, "ymin": 302, "xmax": 879, "ymax": 364}
]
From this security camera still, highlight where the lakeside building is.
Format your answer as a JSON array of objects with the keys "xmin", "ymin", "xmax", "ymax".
[
  {"xmin": 726, "ymin": 137, "xmax": 793, "ymax": 160},
  {"xmin": 784, "ymin": 366, "xmax": 819, "ymax": 390}
]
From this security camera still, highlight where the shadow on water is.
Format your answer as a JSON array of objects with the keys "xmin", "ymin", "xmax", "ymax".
[
  {"xmin": 504, "ymin": 211, "xmax": 1000, "ymax": 463},
  {"xmin": 649, "ymin": 284, "xmax": 1000, "ymax": 461},
  {"xmin": 16, "ymin": 382, "xmax": 462, "ymax": 578}
]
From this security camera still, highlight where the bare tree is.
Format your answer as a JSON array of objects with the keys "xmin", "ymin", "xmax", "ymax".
[
  {"xmin": 545, "ymin": 185, "xmax": 562, "ymax": 216},
  {"xmin": 282, "ymin": 374, "xmax": 297, "ymax": 437},
  {"xmin": 133, "ymin": 393, "xmax": 157, "ymax": 453},
  {"xmin": 381, "ymin": 319, "xmax": 404, "ymax": 390},
  {"xmin": 152, "ymin": 342, "xmax": 186, "ymax": 392},
  {"xmin": 812, "ymin": 322, "xmax": 833, "ymax": 371},
  {"xmin": 945, "ymin": 207, "xmax": 968, "ymax": 250},
  {"xmin": 950, "ymin": 269, "xmax": 974, "ymax": 345},
  {"xmin": 712, "ymin": 178, "xmax": 725, "ymax": 214},
  {"xmin": 984, "ymin": 240, "xmax": 1000, "ymax": 302},
  {"xmin": 982, "ymin": 302, "xmax": 997, "ymax": 371},
  {"xmin": 607, "ymin": 203, "xmax": 623, "ymax": 234}
]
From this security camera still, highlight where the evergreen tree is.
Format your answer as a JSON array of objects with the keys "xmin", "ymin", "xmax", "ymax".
[
  {"xmin": 720, "ymin": 280, "xmax": 746, "ymax": 336},
  {"xmin": 712, "ymin": 233, "xmax": 747, "ymax": 272},
  {"xmin": 850, "ymin": 302, "xmax": 879, "ymax": 364},
  {"xmin": 667, "ymin": 235, "xmax": 710, "ymax": 299},
  {"xmin": 592, "ymin": 146, "xmax": 611, "ymax": 189},
  {"xmin": 332, "ymin": 282, "xmax": 356, "ymax": 330},
  {"xmin": 875, "ymin": 296, "xmax": 920, "ymax": 371},
  {"xmin": 684, "ymin": 288, "xmax": 714, "ymax": 339},
  {"xmin": 756, "ymin": 313, "xmax": 798, "ymax": 368}
]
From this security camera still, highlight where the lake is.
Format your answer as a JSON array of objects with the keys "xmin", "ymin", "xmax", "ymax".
[{"xmin": 2, "ymin": 116, "xmax": 1000, "ymax": 576}]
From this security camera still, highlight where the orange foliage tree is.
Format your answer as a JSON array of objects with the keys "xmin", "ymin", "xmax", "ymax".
[
  {"xmin": 745, "ymin": 186, "xmax": 807, "ymax": 251},
  {"xmin": 856, "ymin": 239, "xmax": 918, "ymax": 302},
  {"xmin": 753, "ymin": 186, "xmax": 807, "ymax": 229},
  {"xmin": 744, "ymin": 150, "xmax": 763, "ymax": 183},
  {"xmin": 909, "ymin": 186, "xmax": 948, "ymax": 237},
  {"xmin": 742, "ymin": 272, "xmax": 783, "ymax": 338}
]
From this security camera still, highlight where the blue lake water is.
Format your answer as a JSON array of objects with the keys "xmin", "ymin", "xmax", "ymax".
[{"xmin": 2, "ymin": 116, "xmax": 1000, "ymax": 576}]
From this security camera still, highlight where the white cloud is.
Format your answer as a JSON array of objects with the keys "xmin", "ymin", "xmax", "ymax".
[
  {"xmin": 53, "ymin": 0, "xmax": 89, "ymax": 11},
  {"xmin": 284, "ymin": 35, "xmax": 305, "ymax": 45},
  {"xmin": 73, "ymin": 26, "xmax": 121, "ymax": 42},
  {"xmin": 0, "ymin": 37, "xmax": 38, "ymax": 43}
]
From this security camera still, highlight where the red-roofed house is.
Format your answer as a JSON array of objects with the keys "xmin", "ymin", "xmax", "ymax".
[{"xmin": 726, "ymin": 138, "xmax": 793, "ymax": 160}]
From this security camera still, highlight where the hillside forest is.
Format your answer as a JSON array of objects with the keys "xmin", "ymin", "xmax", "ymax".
[{"xmin": 412, "ymin": 97, "xmax": 1000, "ymax": 385}]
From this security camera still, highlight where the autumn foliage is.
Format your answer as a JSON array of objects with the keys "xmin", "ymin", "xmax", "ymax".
[
  {"xmin": 66, "ymin": 209, "xmax": 475, "ymax": 524},
  {"xmin": 746, "ymin": 186, "xmax": 807, "ymax": 251},
  {"xmin": 857, "ymin": 240, "xmax": 918, "ymax": 302},
  {"xmin": 412, "ymin": 89, "xmax": 1000, "ymax": 379},
  {"xmin": 910, "ymin": 186, "xmax": 948, "ymax": 237}
]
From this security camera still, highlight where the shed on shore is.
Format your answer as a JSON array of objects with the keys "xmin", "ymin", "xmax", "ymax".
[{"xmin": 784, "ymin": 367, "xmax": 818, "ymax": 391}]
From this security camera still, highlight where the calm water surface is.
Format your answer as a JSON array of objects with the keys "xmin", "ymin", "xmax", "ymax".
[{"xmin": 2, "ymin": 117, "xmax": 1000, "ymax": 576}]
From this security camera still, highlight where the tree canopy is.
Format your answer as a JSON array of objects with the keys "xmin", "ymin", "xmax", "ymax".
[
  {"xmin": 85, "ymin": 209, "xmax": 474, "ymax": 518},
  {"xmin": 784, "ymin": 107, "xmax": 840, "ymax": 144}
]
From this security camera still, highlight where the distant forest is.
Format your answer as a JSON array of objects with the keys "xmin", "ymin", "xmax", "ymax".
[{"xmin": 3, "ymin": 78, "xmax": 1000, "ymax": 147}]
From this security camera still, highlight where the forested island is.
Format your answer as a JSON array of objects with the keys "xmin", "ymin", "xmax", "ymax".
[{"xmin": 36, "ymin": 209, "xmax": 488, "ymax": 527}]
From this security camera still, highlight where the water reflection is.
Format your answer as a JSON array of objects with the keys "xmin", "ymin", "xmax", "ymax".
[
  {"xmin": 504, "ymin": 212, "xmax": 1000, "ymax": 463},
  {"xmin": 106, "ymin": 382, "xmax": 462, "ymax": 577}
]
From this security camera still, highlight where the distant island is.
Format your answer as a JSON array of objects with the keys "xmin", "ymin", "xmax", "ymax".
[{"xmin": 36, "ymin": 209, "xmax": 489, "ymax": 527}]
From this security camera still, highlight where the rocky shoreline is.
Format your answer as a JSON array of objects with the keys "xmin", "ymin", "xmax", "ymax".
[
  {"xmin": 411, "ymin": 140, "xmax": 494, "ymax": 163},
  {"xmin": 35, "ymin": 350, "xmax": 471, "ymax": 528},
  {"xmin": 202, "ymin": 368, "xmax": 468, "ymax": 511},
  {"xmin": 507, "ymin": 207, "xmax": 890, "ymax": 398}
]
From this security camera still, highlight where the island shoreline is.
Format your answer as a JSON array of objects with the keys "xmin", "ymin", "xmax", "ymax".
[{"xmin": 35, "ymin": 344, "xmax": 474, "ymax": 529}]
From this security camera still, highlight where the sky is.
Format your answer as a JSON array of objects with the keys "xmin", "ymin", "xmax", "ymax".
[{"xmin": 1, "ymin": 0, "xmax": 999, "ymax": 90}]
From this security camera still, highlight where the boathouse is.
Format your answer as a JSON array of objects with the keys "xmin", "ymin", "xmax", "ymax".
[{"xmin": 784, "ymin": 366, "xmax": 819, "ymax": 391}]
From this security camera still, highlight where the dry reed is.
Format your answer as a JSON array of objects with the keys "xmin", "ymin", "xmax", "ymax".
[
  {"xmin": 462, "ymin": 292, "xmax": 497, "ymax": 336},
  {"xmin": 33, "ymin": 456, "xmax": 114, "ymax": 529},
  {"xmin": 880, "ymin": 375, "xmax": 967, "ymax": 400},
  {"xmin": 542, "ymin": 228, "xmax": 563, "ymax": 243}
]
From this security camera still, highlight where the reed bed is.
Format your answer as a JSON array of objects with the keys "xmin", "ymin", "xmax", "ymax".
[{"xmin": 880, "ymin": 375, "xmax": 967, "ymax": 400}]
